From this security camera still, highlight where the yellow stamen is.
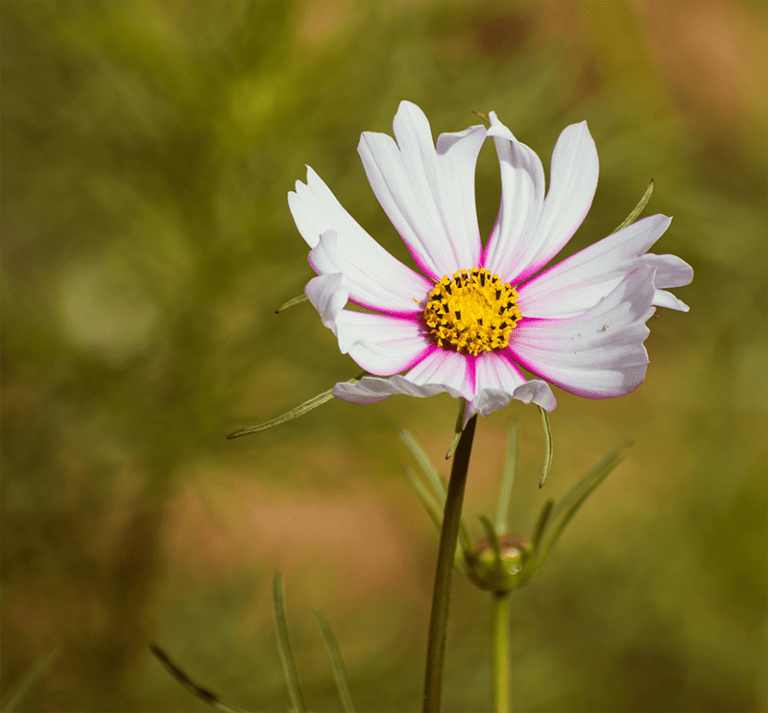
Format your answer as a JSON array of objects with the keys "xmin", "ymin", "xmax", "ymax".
[{"xmin": 423, "ymin": 268, "xmax": 522, "ymax": 356}]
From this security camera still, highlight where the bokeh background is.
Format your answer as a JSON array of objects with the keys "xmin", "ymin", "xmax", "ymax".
[{"xmin": 2, "ymin": 1, "xmax": 766, "ymax": 711}]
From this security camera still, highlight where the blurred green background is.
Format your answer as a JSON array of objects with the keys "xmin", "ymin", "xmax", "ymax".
[{"xmin": 2, "ymin": 1, "xmax": 766, "ymax": 711}]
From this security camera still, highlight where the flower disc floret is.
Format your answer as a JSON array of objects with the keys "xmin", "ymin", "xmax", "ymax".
[{"xmin": 424, "ymin": 268, "xmax": 522, "ymax": 357}]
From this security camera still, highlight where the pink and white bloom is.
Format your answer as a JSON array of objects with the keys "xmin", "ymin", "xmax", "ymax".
[{"xmin": 288, "ymin": 101, "xmax": 692, "ymax": 425}]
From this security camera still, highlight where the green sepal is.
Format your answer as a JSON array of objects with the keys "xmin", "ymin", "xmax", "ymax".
[
  {"xmin": 227, "ymin": 373, "xmax": 365, "ymax": 439},
  {"xmin": 479, "ymin": 515, "xmax": 503, "ymax": 563},
  {"xmin": 537, "ymin": 406, "xmax": 554, "ymax": 488},
  {"xmin": 611, "ymin": 180, "xmax": 654, "ymax": 234},
  {"xmin": 275, "ymin": 293, "xmax": 309, "ymax": 313}
]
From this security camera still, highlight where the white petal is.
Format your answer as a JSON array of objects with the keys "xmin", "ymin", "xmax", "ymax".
[
  {"xmin": 358, "ymin": 101, "xmax": 486, "ymax": 279},
  {"xmin": 518, "ymin": 214, "xmax": 679, "ymax": 319},
  {"xmin": 289, "ymin": 168, "xmax": 431, "ymax": 313},
  {"xmin": 331, "ymin": 348, "xmax": 557, "ymax": 425},
  {"xmin": 403, "ymin": 348, "xmax": 476, "ymax": 403},
  {"xmin": 332, "ymin": 374, "xmax": 459, "ymax": 405},
  {"xmin": 642, "ymin": 253, "xmax": 693, "ymax": 312},
  {"xmin": 482, "ymin": 112, "xmax": 546, "ymax": 281},
  {"xmin": 468, "ymin": 352, "xmax": 556, "ymax": 421},
  {"xmin": 510, "ymin": 266, "xmax": 657, "ymax": 398},
  {"xmin": 305, "ymin": 274, "xmax": 348, "ymax": 335},
  {"xmin": 333, "ymin": 311, "xmax": 432, "ymax": 376},
  {"xmin": 509, "ymin": 121, "xmax": 599, "ymax": 284},
  {"xmin": 308, "ymin": 228, "xmax": 431, "ymax": 314}
]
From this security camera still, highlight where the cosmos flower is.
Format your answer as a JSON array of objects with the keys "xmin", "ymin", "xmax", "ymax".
[{"xmin": 288, "ymin": 102, "xmax": 692, "ymax": 425}]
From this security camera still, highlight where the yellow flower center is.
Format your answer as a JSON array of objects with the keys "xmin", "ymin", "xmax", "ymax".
[{"xmin": 423, "ymin": 268, "xmax": 522, "ymax": 356}]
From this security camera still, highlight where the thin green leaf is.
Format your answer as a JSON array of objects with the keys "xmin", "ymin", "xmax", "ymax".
[
  {"xmin": 272, "ymin": 573, "xmax": 307, "ymax": 713},
  {"xmin": 495, "ymin": 422, "xmax": 519, "ymax": 534},
  {"xmin": 1, "ymin": 650, "xmax": 57, "ymax": 713},
  {"xmin": 539, "ymin": 447, "xmax": 627, "ymax": 567},
  {"xmin": 538, "ymin": 406, "xmax": 554, "ymax": 488},
  {"xmin": 275, "ymin": 293, "xmax": 309, "ymax": 313},
  {"xmin": 227, "ymin": 373, "xmax": 364, "ymax": 439},
  {"xmin": 529, "ymin": 499, "xmax": 555, "ymax": 561},
  {"xmin": 550, "ymin": 443, "xmax": 630, "ymax": 523},
  {"xmin": 402, "ymin": 465, "xmax": 443, "ymax": 532},
  {"xmin": 611, "ymin": 180, "xmax": 654, "ymax": 234},
  {"xmin": 149, "ymin": 645, "xmax": 248, "ymax": 713},
  {"xmin": 403, "ymin": 465, "xmax": 472, "ymax": 566},
  {"xmin": 314, "ymin": 611, "xmax": 356, "ymax": 713},
  {"xmin": 399, "ymin": 430, "xmax": 446, "ymax": 503}
]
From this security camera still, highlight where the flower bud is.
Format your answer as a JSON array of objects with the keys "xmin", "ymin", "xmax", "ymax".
[{"xmin": 464, "ymin": 534, "xmax": 533, "ymax": 593}]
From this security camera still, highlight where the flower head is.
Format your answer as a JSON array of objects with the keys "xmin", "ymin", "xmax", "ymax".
[{"xmin": 288, "ymin": 102, "xmax": 692, "ymax": 425}]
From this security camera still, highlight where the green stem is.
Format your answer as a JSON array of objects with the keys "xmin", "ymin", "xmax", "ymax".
[
  {"xmin": 423, "ymin": 412, "xmax": 478, "ymax": 713},
  {"xmin": 491, "ymin": 592, "xmax": 511, "ymax": 713}
]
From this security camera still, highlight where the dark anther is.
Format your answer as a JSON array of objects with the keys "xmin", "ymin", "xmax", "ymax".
[
  {"xmin": 480, "ymin": 273, "xmax": 486, "ymax": 286},
  {"xmin": 455, "ymin": 310, "xmax": 461, "ymax": 319},
  {"xmin": 495, "ymin": 289, "xmax": 501, "ymax": 299}
]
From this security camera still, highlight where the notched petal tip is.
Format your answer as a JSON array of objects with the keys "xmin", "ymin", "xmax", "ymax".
[
  {"xmin": 486, "ymin": 111, "xmax": 516, "ymax": 141},
  {"xmin": 514, "ymin": 380, "xmax": 557, "ymax": 412}
]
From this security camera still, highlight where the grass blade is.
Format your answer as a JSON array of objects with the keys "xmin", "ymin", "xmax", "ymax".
[
  {"xmin": 314, "ymin": 611, "xmax": 356, "ymax": 713},
  {"xmin": 272, "ymin": 573, "xmax": 307, "ymax": 713},
  {"xmin": 495, "ymin": 422, "xmax": 519, "ymax": 534}
]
